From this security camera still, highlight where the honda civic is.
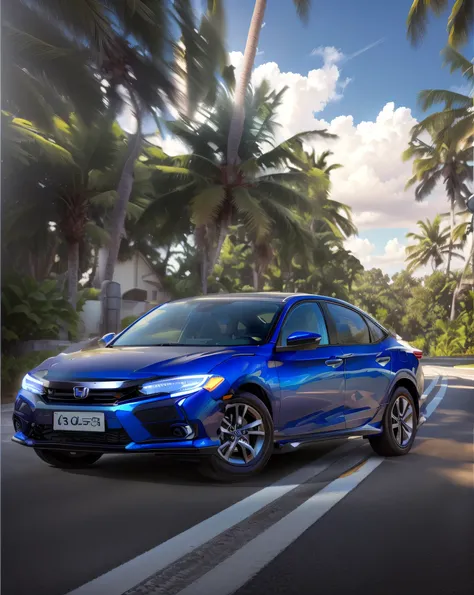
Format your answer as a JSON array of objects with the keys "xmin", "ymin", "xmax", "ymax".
[{"xmin": 12, "ymin": 293, "xmax": 425, "ymax": 481}]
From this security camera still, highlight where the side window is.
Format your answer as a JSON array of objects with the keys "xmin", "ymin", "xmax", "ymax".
[
  {"xmin": 280, "ymin": 302, "xmax": 329, "ymax": 347},
  {"xmin": 365, "ymin": 318, "xmax": 386, "ymax": 343},
  {"xmin": 326, "ymin": 303, "xmax": 370, "ymax": 345}
]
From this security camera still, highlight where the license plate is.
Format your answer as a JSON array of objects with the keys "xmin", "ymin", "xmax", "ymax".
[{"xmin": 53, "ymin": 411, "xmax": 105, "ymax": 432}]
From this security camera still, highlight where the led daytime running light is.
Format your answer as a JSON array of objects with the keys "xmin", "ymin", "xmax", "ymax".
[
  {"xmin": 140, "ymin": 375, "xmax": 224, "ymax": 398},
  {"xmin": 21, "ymin": 373, "xmax": 45, "ymax": 396}
]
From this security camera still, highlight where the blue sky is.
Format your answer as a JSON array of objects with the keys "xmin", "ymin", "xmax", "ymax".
[
  {"xmin": 219, "ymin": 0, "xmax": 471, "ymax": 275},
  {"xmin": 224, "ymin": 0, "xmax": 465, "ymax": 122}
]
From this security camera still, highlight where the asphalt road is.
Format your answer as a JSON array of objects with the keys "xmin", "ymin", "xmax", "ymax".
[{"xmin": 1, "ymin": 366, "xmax": 473, "ymax": 595}]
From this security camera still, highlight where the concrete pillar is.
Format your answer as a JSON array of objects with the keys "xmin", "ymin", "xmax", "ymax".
[{"xmin": 99, "ymin": 281, "xmax": 121, "ymax": 335}]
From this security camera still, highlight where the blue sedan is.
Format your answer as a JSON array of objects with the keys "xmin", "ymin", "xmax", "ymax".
[{"xmin": 12, "ymin": 293, "xmax": 425, "ymax": 481}]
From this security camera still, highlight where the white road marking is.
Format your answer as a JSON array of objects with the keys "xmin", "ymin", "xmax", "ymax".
[
  {"xmin": 420, "ymin": 376, "xmax": 440, "ymax": 402},
  {"xmin": 176, "ymin": 457, "xmax": 384, "ymax": 595},
  {"xmin": 66, "ymin": 440, "xmax": 360, "ymax": 595},
  {"xmin": 424, "ymin": 378, "xmax": 449, "ymax": 420}
]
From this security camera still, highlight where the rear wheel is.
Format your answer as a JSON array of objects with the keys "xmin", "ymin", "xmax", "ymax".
[
  {"xmin": 199, "ymin": 392, "xmax": 274, "ymax": 482},
  {"xmin": 34, "ymin": 449, "xmax": 103, "ymax": 469},
  {"xmin": 369, "ymin": 387, "xmax": 417, "ymax": 456}
]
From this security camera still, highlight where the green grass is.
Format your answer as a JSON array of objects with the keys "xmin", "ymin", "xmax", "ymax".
[{"xmin": 454, "ymin": 364, "xmax": 474, "ymax": 369}]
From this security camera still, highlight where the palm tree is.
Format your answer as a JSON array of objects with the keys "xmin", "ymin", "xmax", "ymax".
[
  {"xmin": 403, "ymin": 114, "xmax": 473, "ymax": 276},
  {"xmin": 290, "ymin": 148, "xmax": 356, "ymax": 238},
  {"xmin": 410, "ymin": 47, "xmax": 474, "ymax": 148},
  {"xmin": 4, "ymin": 1, "xmax": 228, "ymax": 286},
  {"xmin": 2, "ymin": 1, "xmax": 104, "ymax": 130},
  {"xmin": 100, "ymin": 1, "xmax": 228, "ymax": 284},
  {"xmin": 3, "ymin": 114, "xmax": 153, "ymax": 307},
  {"xmin": 226, "ymin": 0, "xmax": 311, "ymax": 170},
  {"xmin": 407, "ymin": 0, "xmax": 473, "ymax": 48},
  {"xmin": 142, "ymin": 81, "xmax": 332, "ymax": 294},
  {"xmin": 405, "ymin": 216, "xmax": 463, "ymax": 273}
]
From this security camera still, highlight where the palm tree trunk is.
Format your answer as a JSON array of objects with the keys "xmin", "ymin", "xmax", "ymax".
[
  {"xmin": 195, "ymin": 225, "xmax": 209, "ymax": 294},
  {"xmin": 209, "ymin": 208, "xmax": 233, "ymax": 273},
  {"xmin": 103, "ymin": 91, "xmax": 143, "ymax": 282},
  {"xmin": 471, "ymin": 215, "xmax": 474, "ymax": 287},
  {"xmin": 226, "ymin": 0, "xmax": 267, "ymax": 168},
  {"xmin": 89, "ymin": 248, "xmax": 99, "ymax": 288},
  {"xmin": 252, "ymin": 267, "xmax": 260, "ymax": 291},
  {"xmin": 67, "ymin": 242, "xmax": 80, "ymax": 309},
  {"xmin": 446, "ymin": 200, "xmax": 455, "ymax": 276}
]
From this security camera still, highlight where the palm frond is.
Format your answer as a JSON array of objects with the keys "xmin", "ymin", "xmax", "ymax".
[
  {"xmin": 232, "ymin": 187, "xmax": 271, "ymax": 240},
  {"xmin": 441, "ymin": 45, "xmax": 474, "ymax": 81},
  {"xmin": 190, "ymin": 185, "xmax": 226, "ymax": 226},
  {"xmin": 418, "ymin": 89, "xmax": 472, "ymax": 111}
]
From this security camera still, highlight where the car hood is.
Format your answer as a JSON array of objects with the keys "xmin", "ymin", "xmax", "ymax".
[{"xmin": 34, "ymin": 345, "xmax": 254, "ymax": 382}]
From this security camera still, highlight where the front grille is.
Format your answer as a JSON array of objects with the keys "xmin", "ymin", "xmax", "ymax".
[
  {"xmin": 30, "ymin": 424, "xmax": 131, "ymax": 445},
  {"xmin": 44, "ymin": 386, "xmax": 138, "ymax": 405}
]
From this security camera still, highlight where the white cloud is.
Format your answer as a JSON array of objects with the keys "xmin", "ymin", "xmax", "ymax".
[
  {"xmin": 261, "ymin": 21, "xmax": 266, "ymax": 28},
  {"xmin": 312, "ymin": 103, "xmax": 450, "ymax": 232},
  {"xmin": 310, "ymin": 46, "xmax": 345, "ymax": 64},
  {"xmin": 345, "ymin": 237, "xmax": 408, "ymax": 273},
  {"xmin": 229, "ymin": 48, "xmax": 348, "ymax": 136}
]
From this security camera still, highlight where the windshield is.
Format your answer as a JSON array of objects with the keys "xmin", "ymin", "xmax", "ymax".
[{"xmin": 112, "ymin": 299, "xmax": 283, "ymax": 347}]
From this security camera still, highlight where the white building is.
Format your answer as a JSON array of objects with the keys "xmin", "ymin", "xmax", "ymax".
[{"xmin": 80, "ymin": 251, "xmax": 170, "ymax": 338}]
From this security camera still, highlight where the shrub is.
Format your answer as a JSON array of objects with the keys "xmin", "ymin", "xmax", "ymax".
[
  {"xmin": 1, "ymin": 350, "xmax": 61, "ymax": 400},
  {"xmin": 1, "ymin": 274, "xmax": 79, "ymax": 353}
]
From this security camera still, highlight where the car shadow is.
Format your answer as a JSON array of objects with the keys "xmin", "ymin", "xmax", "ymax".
[{"xmin": 60, "ymin": 439, "xmax": 348, "ymax": 487}]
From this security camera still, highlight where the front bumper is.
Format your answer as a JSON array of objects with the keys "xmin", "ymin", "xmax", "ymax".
[{"xmin": 12, "ymin": 386, "xmax": 225, "ymax": 457}]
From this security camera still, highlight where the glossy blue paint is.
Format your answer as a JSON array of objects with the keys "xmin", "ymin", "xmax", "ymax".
[
  {"xmin": 11, "ymin": 293, "xmax": 424, "ymax": 459},
  {"xmin": 286, "ymin": 331, "xmax": 322, "ymax": 347},
  {"xmin": 341, "ymin": 340, "xmax": 393, "ymax": 429},
  {"xmin": 275, "ymin": 345, "xmax": 346, "ymax": 436}
]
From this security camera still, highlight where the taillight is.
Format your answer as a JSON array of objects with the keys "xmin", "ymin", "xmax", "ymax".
[{"xmin": 413, "ymin": 350, "xmax": 423, "ymax": 360}]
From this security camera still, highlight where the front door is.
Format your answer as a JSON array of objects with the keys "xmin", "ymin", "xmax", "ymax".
[
  {"xmin": 323, "ymin": 302, "xmax": 392, "ymax": 429},
  {"xmin": 275, "ymin": 301, "xmax": 346, "ymax": 438}
]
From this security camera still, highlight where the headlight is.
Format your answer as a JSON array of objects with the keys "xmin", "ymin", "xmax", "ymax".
[
  {"xmin": 21, "ymin": 374, "xmax": 45, "ymax": 396},
  {"xmin": 139, "ymin": 375, "xmax": 224, "ymax": 398}
]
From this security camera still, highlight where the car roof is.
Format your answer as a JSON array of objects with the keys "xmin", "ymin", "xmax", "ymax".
[{"xmin": 173, "ymin": 292, "xmax": 315, "ymax": 304}]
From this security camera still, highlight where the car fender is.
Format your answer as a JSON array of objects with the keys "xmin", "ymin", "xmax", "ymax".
[
  {"xmin": 210, "ymin": 354, "xmax": 281, "ymax": 419},
  {"xmin": 386, "ymin": 369, "xmax": 422, "ymax": 406}
]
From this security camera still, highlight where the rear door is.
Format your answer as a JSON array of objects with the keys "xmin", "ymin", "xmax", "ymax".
[
  {"xmin": 323, "ymin": 302, "xmax": 392, "ymax": 430},
  {"xmin": 275, "ymin": 301, "xmax": 346, "ymax": 438}
]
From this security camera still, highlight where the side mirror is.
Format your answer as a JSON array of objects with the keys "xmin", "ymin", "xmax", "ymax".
[
  {"xmin": 286, "ymin": 331, "xmax": 322, "ymax": 349},
  {"xmin": 100, "ymin": 332, "xmax": 115, "ymax": 346}
]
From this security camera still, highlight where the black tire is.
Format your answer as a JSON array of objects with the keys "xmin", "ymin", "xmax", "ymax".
[
  {"xmin": 369, "ymin": 387, "xmax": 418, "ymax": 457},
  {"xmin": 34, "ymin": 449, "xmax": 103, "ymax": 469},
  {"xmin": 199, "ymin": 392, "xmax": 274, "ymax": 482}
]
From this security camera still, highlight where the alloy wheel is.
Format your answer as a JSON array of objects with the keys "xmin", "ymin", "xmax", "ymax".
[
  {"xmin": 217, "ymin": 402, "xmax": 266, "ymax": 466},
  {"xmin": 390, "ymin": 395, "xmax": 414, "ymax": 447}
]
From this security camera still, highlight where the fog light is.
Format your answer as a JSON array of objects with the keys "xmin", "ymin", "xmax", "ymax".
[
  {"xmin": 13, "ymin": 418, "xmax": 22, "ymax": 432},
  {"xmin": 171, "ymin": 424, "xmax": 194, "ymax": 438}
]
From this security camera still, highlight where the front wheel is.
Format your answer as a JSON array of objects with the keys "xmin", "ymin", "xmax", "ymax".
[
  {"xmin": 199, "ymin": 392, "xmax": 274, "ymax": 482},
  {"xmin": 34, "ymin": 449, "xmax": 103, "ymax": 469},
  {"xmin": 369, "ymin": 387, "xmax": 418, "ymax": 457}
]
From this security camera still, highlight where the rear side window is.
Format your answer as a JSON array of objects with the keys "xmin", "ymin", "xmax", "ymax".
[
  {"xmin": 366, "ymin": 318, "xmax": 386, "ymax": 343},
  {"xmin": 326, "ymin": 303, "xmax": 370, "ymax": 345}
]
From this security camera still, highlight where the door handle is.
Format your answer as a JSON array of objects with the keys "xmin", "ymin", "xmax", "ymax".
[
  {"xmin": 325, "ymin": 358, "xmax": 343, "ymax": 368},
  {"xmin": 376, "ymin": 356, "xmax": 390, "ymax": 366}
]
